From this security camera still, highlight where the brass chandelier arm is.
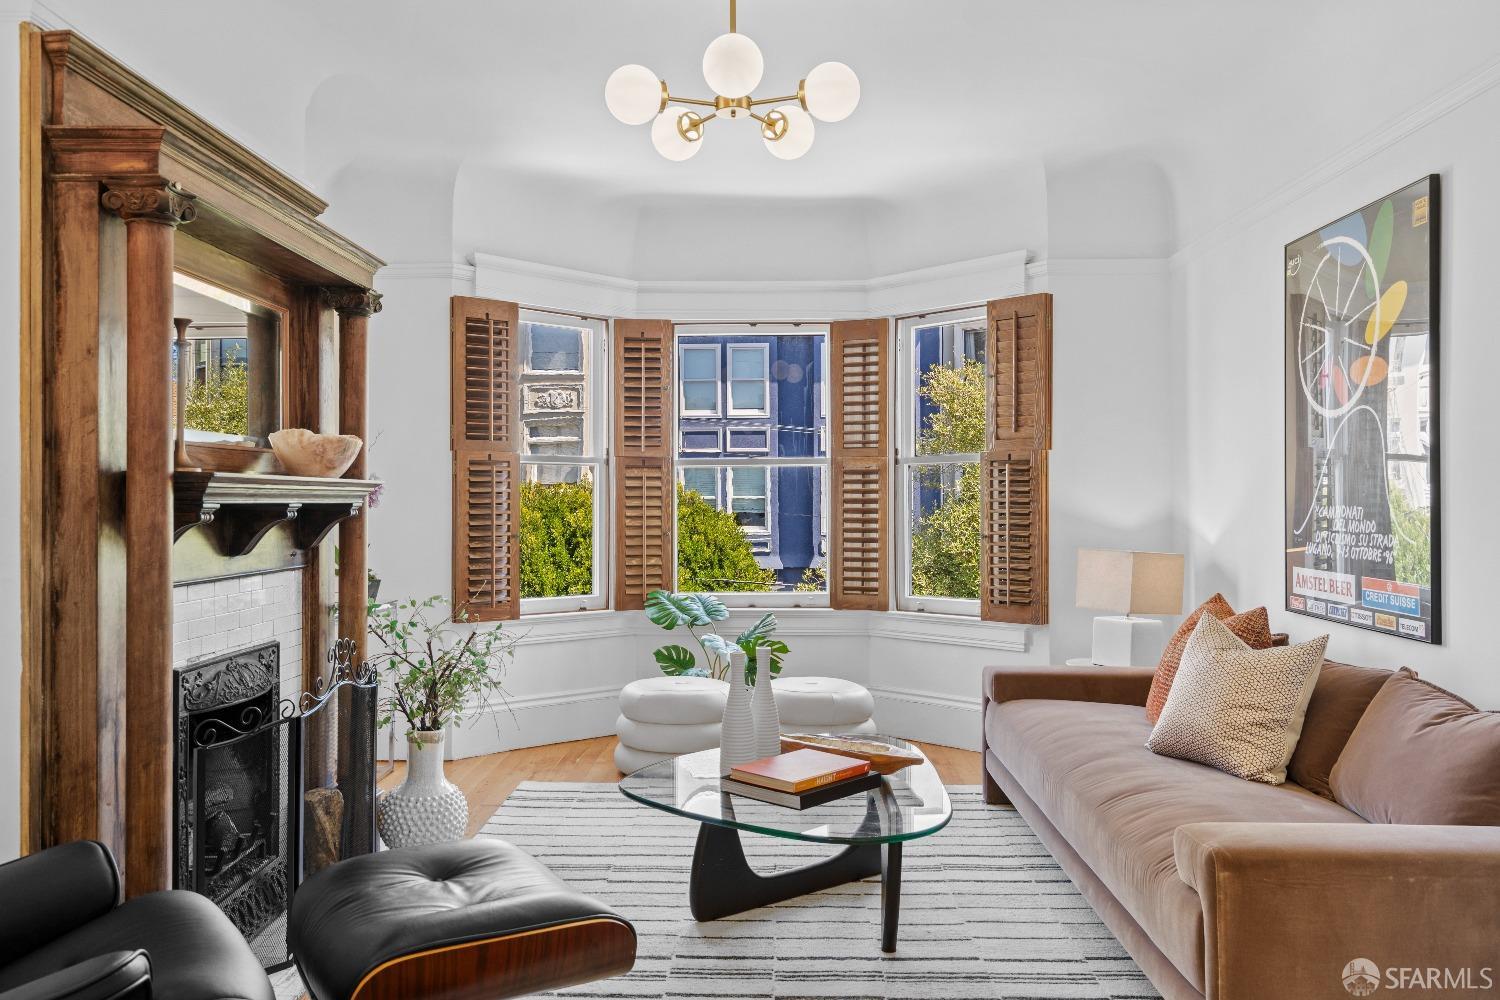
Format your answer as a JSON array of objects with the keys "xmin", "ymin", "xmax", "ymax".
[
  {"xmin": 749, "ymin": 94, "xmax": 799, "ymax": 107},
  {"xmin": 666, "ymin": 93, "xmax": 720, "ymax": 108}
]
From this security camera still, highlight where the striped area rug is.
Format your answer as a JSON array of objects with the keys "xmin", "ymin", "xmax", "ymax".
[{"xmin": 485, "ymin": 782, "xmax": 1160, "ymax": 1000}]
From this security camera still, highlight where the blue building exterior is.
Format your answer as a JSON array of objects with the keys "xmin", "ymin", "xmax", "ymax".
[
  {"xmin": 677, "ymin": 333, "xmax": 825, "ymax": 590},
  {"xmin": 911, "ymin": 318, "xmax": 986, "ymax": 517}
]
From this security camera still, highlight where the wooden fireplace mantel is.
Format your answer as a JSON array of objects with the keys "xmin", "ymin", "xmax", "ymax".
[{"xmin": 173, "ymin": 472, "xmax": 382, "ymax": 557}]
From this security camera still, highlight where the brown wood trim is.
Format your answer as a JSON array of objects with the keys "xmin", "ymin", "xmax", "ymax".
[
  {"xmin": 828, "ymin": 319, "xmax": 891, "ymax": 611},
  {"xmin": 19, "ymin": 20, "xmax": 47, "ymax": 855},
  {"xmin": 333, "ymin": 297, "xmax": 376, "ymax": 665},
  {"xmin": 349, "ymin": 917, "xmax": 637, "ymax": 1000}
]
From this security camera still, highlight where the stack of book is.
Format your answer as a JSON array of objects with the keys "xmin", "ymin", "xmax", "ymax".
[{"xmin": 722, "ymin": 748, "xmax": 881, "ymax": 809}]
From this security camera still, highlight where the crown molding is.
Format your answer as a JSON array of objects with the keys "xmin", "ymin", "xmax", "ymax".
[
  {"xmin": 377, "ymin": 261, "xmax": 475, "ymax": 283},
  {"xmin": 1027, "ymin": 257, "xmax": 1170, "ymax": 281},
  {"xmin": 1172, "ymin": 54, "xmax": 1500, "ymax": 265}
]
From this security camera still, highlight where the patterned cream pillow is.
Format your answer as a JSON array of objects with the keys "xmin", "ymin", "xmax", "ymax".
[{"xmin": 1146, "ymin": 614, "xmax": 1329, "ymax": 784}]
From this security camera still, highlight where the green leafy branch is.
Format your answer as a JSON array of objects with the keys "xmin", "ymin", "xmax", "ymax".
[{"xmin": 644, "ymin": 590, "xmax": 788, "ymax": 683}]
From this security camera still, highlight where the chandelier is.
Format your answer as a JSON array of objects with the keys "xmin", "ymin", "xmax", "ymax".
[{"xmin": 604, "ymin": 0, "xmax": 860, "ymax": 161}]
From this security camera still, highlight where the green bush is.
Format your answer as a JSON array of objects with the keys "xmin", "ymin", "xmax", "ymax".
[
  {"xmin": 677, "ymin": 484, "xmax": 776, "ymax": 592},
  {"xmin": 519, "ymin": 478, "xmax": 594, "ymax": 598},
  {"xmin": 184, "ymin": 365, "xmax": 249, "ymax": 437},
  {"xmin": 911, "ymin": 359, "xmax": 985, "ymax": 599}
]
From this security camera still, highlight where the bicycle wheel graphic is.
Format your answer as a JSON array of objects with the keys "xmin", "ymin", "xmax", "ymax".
[{"xmin": 1296, "ymin": 235, "xmax": 1381, "ymax": 420}]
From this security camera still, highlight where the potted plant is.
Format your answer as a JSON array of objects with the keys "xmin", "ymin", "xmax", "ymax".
[
  {"xmin": 644, "ymin": 590, "xmax": 788, "ymax": 684},
  {"xmin": 367, "ymin": 595, "xmax": 513, "ymax": 847}
]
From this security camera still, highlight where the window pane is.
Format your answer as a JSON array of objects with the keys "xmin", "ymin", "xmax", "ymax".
[
  {"xmin": 913, "ymin": 318, "xmax": 987, "ymax": 456},
  {"xmin": 908, "ymin": 462, "xmax": 981, "ymax": 600},
  {"xmin": 526, "ymin": 323, "xmax": 583, "ymax": 371},
  {"xmin": 730, "ymin": 380, "xmax": 766, "ymax": 412},
  {"xmin": 521, "ymin": 318, "xmax": 593, "ymax": 457},
  {"xmin": 682, "ymin": 467, "xmax": 719, "ymax": 505},
  {"xmin": 677, "ymin": 465, "xmax": 826, "ymax": 593},
  {"xmin": 682, "ymin": 430, "xmax": 720, "ymax": 452},
  {"xmin": 730, "ymin": 346, "xmax": 764, "ymax": 378},
  {"xmin": 683, "ymin": 381, "xmax": 717, "ymax": 413},
  {"xmin": 520, "ymin": 464, "xmax": 596, "ymax": 598},
  {"xmin": 728, "ymin": 429, "xmax": 768, "ymax": 451},
  {"xmin": 681, "ymin": 347, "xmax": 717, "ymax": 380}
]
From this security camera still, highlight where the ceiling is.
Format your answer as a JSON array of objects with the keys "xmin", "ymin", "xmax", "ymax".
[{"xmin": 40, "ymin": 0, "xmax": 1500, "ymax": 254}]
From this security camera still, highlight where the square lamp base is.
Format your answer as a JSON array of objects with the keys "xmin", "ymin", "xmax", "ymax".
[{"xmin": 1090, "ymin": 616, "xmax": 1165, "ymax": 667}]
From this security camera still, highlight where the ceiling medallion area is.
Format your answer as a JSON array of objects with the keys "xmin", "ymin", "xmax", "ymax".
[{"xmin": 605, "ymin": 0, "xmax": 860, "ymax": 161}]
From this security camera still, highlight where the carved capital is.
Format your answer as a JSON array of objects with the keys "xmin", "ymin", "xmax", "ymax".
[
  {"xmin": 321, "ymin": 287, "xmax": 383, "ymax": 318},
  {"xmin": 101, "ymin": 177, "xmax": 197, "ymax": 226}
]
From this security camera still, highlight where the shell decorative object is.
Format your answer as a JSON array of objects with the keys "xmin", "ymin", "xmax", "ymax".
[
  {"xmin": 750, "ymin": 647, "xmax": 781, "ymax": 759},
  {"xmin": 376, "ymin": 730, "xmax": 468, "ymax": 848},
  {"xmin": 269, "ymin": 428, "xmax": 363, "ymax": 478},
  {"xmin": 719, "ymin": 648, "xmax": 757, "ymax": 777}
]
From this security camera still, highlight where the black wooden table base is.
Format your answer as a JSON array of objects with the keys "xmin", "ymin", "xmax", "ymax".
[{"xmin": 687, "ymin": 821, "xmax": 905, "ymax": 952}]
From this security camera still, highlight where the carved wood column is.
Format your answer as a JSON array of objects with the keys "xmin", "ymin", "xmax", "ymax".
[
  {"xmin": 326, "ymin": 288, "xmax": 381, "ymax": 669},
  {"xmin": 102, "ymin": 176, "xmax": 197, "ymax": 897}
]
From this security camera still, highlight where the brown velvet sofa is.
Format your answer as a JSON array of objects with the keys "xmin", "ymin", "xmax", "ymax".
[{"xmin": 980, "ymin": 664, "xmax": 1500, "ymax": 1000}]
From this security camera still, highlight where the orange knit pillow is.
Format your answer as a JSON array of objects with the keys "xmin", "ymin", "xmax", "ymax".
[{"xmin": 1146, "ymin": 595, "xmax": 1274, "ymax": 722}]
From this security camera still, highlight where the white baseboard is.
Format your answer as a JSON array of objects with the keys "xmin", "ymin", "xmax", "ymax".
[{"xmin": 869, "ymin": 685, "xmax": 982, "ymax": 751}]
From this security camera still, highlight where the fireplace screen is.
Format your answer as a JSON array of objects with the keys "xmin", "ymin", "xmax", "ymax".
[{"xmin": 175, "ymin": 638, "xmax": 376, "ymax": 970}]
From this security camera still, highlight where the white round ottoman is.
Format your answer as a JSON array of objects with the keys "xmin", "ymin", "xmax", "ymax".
[
  {"xmin": 614, "ymin": 676, "xmax": 727, "ymax": 773},
  {"xmin": 772, "ymin": 676, "xmax": 877, "ymax": 734}
]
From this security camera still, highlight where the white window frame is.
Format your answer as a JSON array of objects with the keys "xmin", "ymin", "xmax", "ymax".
[
  {"xmin": 674, "ymin": 324, "xmax": 830, "ymax": 608},
  {"xmin": 518, "ymin": 308, "xmax": 610, "ymax": 615},
  {"xmin": 726, "ymin": 344, "xmax": 771, "ymax": 416},
  {"xmin": 727, "ymin": 465, "xmax": 771, "ymax": 535},
  {"xmin": 895, "ymin": 307, "xmax": 987, "ymax": 616},
  {"xmin": 724, "ymin": 425, "xmax": 771, "ymax": 454},
  {"xmin": 679, "ymin": 427, "xmax": 722, "ymax": 454},
  {"xmin": 678, "ymin": 344, "xmax": 721, "ymax": 416}
]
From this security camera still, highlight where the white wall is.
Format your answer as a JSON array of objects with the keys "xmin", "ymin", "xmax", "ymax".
[
  {"xmin": 1176, "ymin": 79, "xmax": 1500, "ymax": 707},
  {"xmin": 1, "ymin": 11, "xmax": 29, "ymax": 861}
]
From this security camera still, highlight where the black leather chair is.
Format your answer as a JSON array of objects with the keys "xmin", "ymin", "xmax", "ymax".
[
  {"xmin": 0, "ymin": 839, "xmax": 636, "ymax": 1000},
  {"xmin": 0, "ymin": 840, "xmax": 272, "ymax": 1000}
]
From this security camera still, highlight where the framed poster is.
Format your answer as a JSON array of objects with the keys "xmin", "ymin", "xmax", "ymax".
[{"xmin": 1284, "ymin": 176, "xmax": 1440, "ymax": 643}]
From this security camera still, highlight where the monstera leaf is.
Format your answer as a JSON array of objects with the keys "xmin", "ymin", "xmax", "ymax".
[
  {"xmin": 653, "ymin": 643, "xmax": 699, "ymax": 675},
  {"xmin": 644, "ymin": 590, "xmax": 730, "ymax": 630},
  {"xmin": 737, "ymin": 613, "xmax": 788, "ymax": 684}
]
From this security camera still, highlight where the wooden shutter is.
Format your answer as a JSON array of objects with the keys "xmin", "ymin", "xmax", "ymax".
[
  {"xmin": 829, "ymin": 319, "xmax": 890, "ymax": 610},
  {"xmin": 982, "ymin": 293, "xmax": 1052, "ymax": 624},
  {"xmin": 613, "ymin": 319, "xmax": 674, "ymax": 610},
  {"xmin": 451, "ymin": 296, "xmax": 520, "ymax": 620}
]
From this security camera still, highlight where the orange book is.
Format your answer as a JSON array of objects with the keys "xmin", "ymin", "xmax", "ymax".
[{"xmin": 729, "ymin": 748, "xmax": 870, "ymax": 793}]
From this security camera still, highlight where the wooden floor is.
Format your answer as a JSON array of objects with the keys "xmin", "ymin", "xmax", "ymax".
[{"xmin": 381, "ymin": 737, "xmax": 981, "ymax": 838}]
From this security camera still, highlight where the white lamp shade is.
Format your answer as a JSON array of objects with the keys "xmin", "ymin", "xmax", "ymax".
[
  {"xmin": 764, "ymin": 104, "xmax": 814, "ymax": 160},
  {"xmin": 803, "ymin": 61, "xmax": 860, "ymax": 122},
  {"xmin": 605, "ymin": 64, "xmax": 662, "ymax": 125},
  {"xmin": 1075, "ymin": 549, "xmax": 1185, "ymax": 615},
  {"xmin": 651, "ymin": 107, "xmax": 703, "ymax": 161},
  {"xmin": 702, "ymin": 32, "xmax": 764, "ymax": 97}
]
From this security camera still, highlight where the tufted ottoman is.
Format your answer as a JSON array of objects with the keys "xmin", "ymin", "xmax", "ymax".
[
  {"xmin": 772, "ymin": 675, "xmax": 878, "ymax": 736},
  {"xmin": 614, "ymin": 676, "xmax": 728, "ymax": 773},
  {"xmin": 289, "ymin": 838, "xmax": 635, "ymax": 1000},
  {"xmin": 615, "ymin": 675, "xmax": 877, "ymax": 772}
]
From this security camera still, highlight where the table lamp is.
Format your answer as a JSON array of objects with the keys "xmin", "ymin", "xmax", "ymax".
[{"xmin": 1075, "ymin": 549, "xmax": 1185, "ymax": 666}]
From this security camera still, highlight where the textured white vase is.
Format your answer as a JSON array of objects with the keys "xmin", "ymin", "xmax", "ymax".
[
  {"xmin": 719, "ymin": 649, "xmax": 757, "ymax": 776},
  {"xmin": 377, "ymin": 730, "xmax": 468, "ymax": 848},
  {"xmin": 751, "ymin": 647, "xmax": 781, "ymax": 759}
]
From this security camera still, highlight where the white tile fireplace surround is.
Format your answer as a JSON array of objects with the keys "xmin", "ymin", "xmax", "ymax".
[{"xmin": 172, "ymin": 570, "xmax": 305, "ymax": 704}]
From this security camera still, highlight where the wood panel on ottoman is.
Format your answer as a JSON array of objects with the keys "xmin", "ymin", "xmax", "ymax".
[{"xmin": 289, "ymin": 839, "xmax": 635, "ymax": 1000}]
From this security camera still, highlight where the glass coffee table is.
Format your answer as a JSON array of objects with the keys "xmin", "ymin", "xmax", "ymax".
[{"xmin": 619, "ymin": 736, "xmax": 951, "ymax": 952}]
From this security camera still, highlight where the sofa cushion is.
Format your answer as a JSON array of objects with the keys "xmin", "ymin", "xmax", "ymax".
[
  {"xmin": 986, "ymin": 698, "xmax": 1361, "ymax": 992},
  {"xmin": 1146, "ymin": 595, "xmax": 1274, "ymax": 723},
  {"xmin": 1286, "ymin": 661, "xmax": 1393, "ymax": 799},
  {"xmin": 1146, "ymin": 615, "xmax": 1328, "ymax": 784},
  {"xmin": 0, "ymin": 889, "xmax": 272, "ymax": 1000},
  {"xmin": 1330, "ymin": 668, "xmax": 1500, "ymax": 825}
]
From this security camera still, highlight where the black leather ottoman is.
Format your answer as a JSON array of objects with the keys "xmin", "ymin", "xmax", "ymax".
[{"xmin": 289, "ymin": 838, "xmax": 635, "ymax": 1000}]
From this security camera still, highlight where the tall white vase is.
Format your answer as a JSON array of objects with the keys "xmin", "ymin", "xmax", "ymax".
[
  {"xmin": 377, "ymin": 730, "xmax": 469, "ymax": 848},
  {"xmin": 751, "ymin": 647, "xmax": 781, "ymax": 759},
  {"xmin": 719, "ymin": 649, "xmax": 757, "ymax": 776}
]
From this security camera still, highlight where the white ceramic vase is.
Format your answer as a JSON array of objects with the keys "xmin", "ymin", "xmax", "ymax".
[
  {"xmin": 751, "ymin": 647, "xmax": 781, "ymax": 759},
  {"xmin": 719, "ymin": 649, "xmax": 757, "ymax": 776},
  {"xmin": 377, "ymin": 729, "xmax": 468, "ymax": 848}
]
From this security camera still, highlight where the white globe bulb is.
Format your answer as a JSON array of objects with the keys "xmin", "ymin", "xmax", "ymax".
[
  {"xmin": 702, "ymin": 32, "xmax": 764, "ymax": 97},
  {"xmin": 764, "ymin": 104, "xmax": 814, "ymax": 160},
  {"xmin": 651, "ymin": 107, "xmax": 703, "ymax": 161},
  {"xmin": 605, "ymin": 64, "xmax": 662, "ymax": 125},
  {"xmin": 803, "ymin": 61, "xmax": 860, "ymax": 122}
]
